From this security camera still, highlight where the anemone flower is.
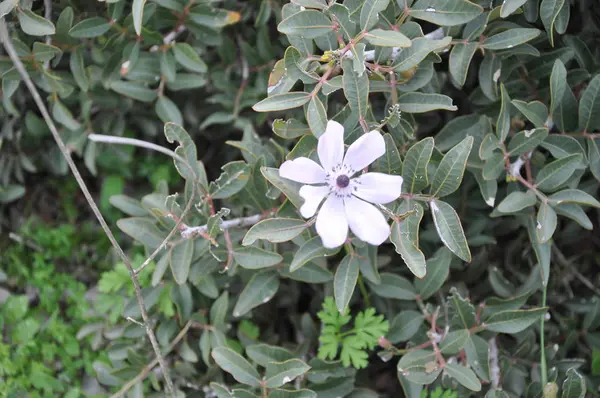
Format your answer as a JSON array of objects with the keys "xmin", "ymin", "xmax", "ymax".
[{"xmin": 279, "ymin": 120, "xmax": 403, "ymax": 248}]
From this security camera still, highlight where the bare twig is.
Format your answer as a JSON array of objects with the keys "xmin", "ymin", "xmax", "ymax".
[
  {"xmin": 489, "ymin": 337, "xmax": 501, "ymax": 388},
  {"xmin": 180, "ymin": 213, "xmax": 265, "ymax": 238},
  {"xmin": 150, "ymin": 24, "xmax": 186, "ymax": 52},
  {"xmin": 111, "ymin": 321, "xmax": 193, "ymax": 398},
  {"xmin": 0, "ymin": 19, "xmax": 175, "ymax": 396}
]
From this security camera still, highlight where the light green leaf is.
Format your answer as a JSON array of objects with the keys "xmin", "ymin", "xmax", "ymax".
[
  {"xmin": 550, "ymin": 59, "xmax": 566, "ymax": 113},
  {"xmin": 578, "ymin": 74, "xmax": 600, "ymax": 133},
  {"xmin": 68, "ymin": 17, "xmax": 110, "ymax": 38},
  {"xmin": 155, "ymin": 96, "xmax": 183, "ymax": 125},
  {"xmin": 342, "ymin": 58, "xmax": 369, "ymax": 118},
  {"xmin": 266, "ymin": 359, "xmax": 311, "ymax": 388},
  {"xmin": 402, "ymin": 137, "xmax": 434, "ymax": 193},
  {"xmin": 269, "ymin": 389, "xmax": 317, "ymax": 398},
  {"xmin": 212, "ymin": 347, "xmax": 261, "ymax": 387},
  {"xmin": 548, "ymin": 189, "xmax": 600, "ymax": 208},
  {"xmin": 272, "ymin": 119, "xmax": 311, "ymax": 139},
  {"xmin": 17, "ymin": 8, "xmax": 55, "ymax": 36},
  {"xmin": 500, "ymin": 0, "xmax": 528, "ymax": 17},
  {"xmin": 511, "ymin": 100, "xmax": 548, "ymax": 128},
  {"xmin": 246, "ymin": 344, "xmax": 295, "ymax": 367},
  {"xmin": 233, "ymin": 247, "xmax": 283, "ymax": 269},
  {"xmin": 445, "ymin": 363, "xmax": 481, "ymax": 391},
  {"xmin": 430, "ymin": 136, "xmax": 473, "ymax": 197},
  {"xmin": 440, "ymin": 329, "xmax": 470, "ymax": 355},
  {"xmin": 32, "ymin": 42, "xmax": 61, "ymax": 62},
  {"xmin": 536, "ymin": 201, "xmax": 557, "ymax": 243},
  {"xmin": 526, "ymin": 218, "xmax": 551, "ymax": 286},
  {"xmin": 540, "ymin": 0, "xmax": 565, "ymax": 46},
  {"xmin": 464, "ymin": 335, "xmax": 490, "ymax": 381},
  {"xmin": 554, "ymin": 203, "xmax": 593, "ymax": 230},
  {"xmin": 396, "ymin": 350, "xmax": 441, "ymax": 385},
  {"xmin": 449, "ymin": 42, "xmax": 478, "ymax": 87},
  {"xmin": 497, "ymin": 190, "xmax": 537, "ymax": 213},
  {"xmin": 233, "ymin": 270, "xmax": 280, "ymax": 317},
  {"xmin": 243, "ymin": 218, "xmax": 308, "ymax": 245},
  {"xmin": 496, "ymin": 83, "xmax": 511, "ymax": 142},
  {"xmin": 375, "ymin": 134, "xmax": 403, "ymax": 175},
  {"xmin": 210, "ymin": 161, "xmax": 250, "ymax": 199},
  {"xmin": 482, "ymin": 28, "xmax": 541, "ymax": 50},
  {"xmin": 52, "ymin": 98, "xmax": 81, "ymax": 130},
  {"xmin": 278, "ymin": 10, "xmax": 333, "ymax": 38},
  {"xmin": 170, "ymin": 239, "xmax": 194, "ymax": 285},
  {"xmin": 393, "ymin": 36, "xmax": 452, "ymax": 72},
  {"xmin": 368, "ymin": 272, "xmax": 416, "ymax": 300},
  {"xmin": 365, "ymin": 29, "xmax": 411, "ymax": 47},
  {"xmin": 284, "ymin": 46, "xmax": 319, "ymax": 84},
  {"xmin": 535, "ymin": 154, "xmax": 582, "ymax": 192},
  {"xmin": 306, "ymin": 96, "xmax": 327, "ymax": 137},
  {"xmin": 483, "ymin": 307, "xmax": 547, "ymax": 333},
  {"xmin": 290, "ymin": 236, "xmax": 337, "ymax": 272},
  {"xmin": 173, "ymin": 43, "xmax": 207, "ymax": 73},
  {"xmin": 415, "ymin": 248, "xmax": 451, "ymax": 300},
  {"xmin": 390, "ymin": 207, "xmax": 426, "ymax": 278},
  {"xmin": 562, "ymin": 368, "xmax": 586, "ymax": 398},
  {"xmin": 430, "ymin": 200, "xmax": 471, "ymax": 262},
  {"xmin": 111, "ymin": 81, "xmax": 158, "ymax": 102},
  {"xmin": 334, "ymin": 255, "xmax": 359, "ymax": 314},
  {"xmin": 281, "ymin": 262, "xmax": 333, "ymax": 284},
  {"xmin": 507, "ymin": 128, "xmax": 548, "ymax": 156},
  {"xmin": 360, "ymin": 0, "xmax": 390, "ymax": 31},
  {"xmin": 70, "ymin": 47, "xmax": 89, "ymax": 91},
  {"xmin": 0, "ymin": 184, "xmax": 25, "ymax": 203},
  {"xmin": 117, "ymin": 217, "xmax": 165, "ymax": 249},
  {"xmin": 0, "ymin": 0, "xmax": 19, "ymax": 18},
  {"xmin": 410, "ymin": 0, "xmax": 483, "ymax": 26},
  {"xmin": 588, "ymin": 138, "xmax": 600, "ymax": 182},
  {"xmin": 253, "ymin": 92, "xmax": 311, "ymax": 112},
  {"xmin": 482, "ymin": 152, "xmax": 505, "ymax": 180},
  {"xmin": 132, "ymin": 0, "xmax": 146, "ymax": 36},
  {"xmin": 398, "ymin": 92, "xmax": 458, "ymax": 113},
  {"xmin": 261, "ymin": 167, "xmax": 303, "ymax": 208},
  {"xmin": 388, "ymin": 311, "xmax": 424, "ymax": 343}
]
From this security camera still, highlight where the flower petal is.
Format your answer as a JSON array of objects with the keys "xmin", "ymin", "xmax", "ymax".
[
  {"xmin": 279, "ymin": 157, "xmax": 327, "ymax": 184},
  {"xmin": 344, "ymin": 196, "xmax": 390, "ymax": 246},
  {"xmin": 299, "ymin": 185, "xmax": 330, "ymax": 218},
  {"xmin": 316, "ymin": 195, "xmax": 348, "ymax": 248},
  {"xmin": 352, "ymin": 173, "xmax": 403, "ymax": 204},
  {"xmin": 318, "ymin": 120, "xmax": 344, "ymax": 172},
  {"xmin": 343, "ymin": 130, "xmax": 385, "ymax": 172}
]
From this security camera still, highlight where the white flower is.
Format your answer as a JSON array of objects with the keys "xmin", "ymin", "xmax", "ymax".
[{"xmin": 279, "ymin": 121, "xmax": 403, "ymax": 248}]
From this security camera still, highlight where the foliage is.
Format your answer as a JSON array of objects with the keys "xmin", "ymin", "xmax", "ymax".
[{"xmin": 1, "ymin": 0, "xmax": 600, "ymax": 397}]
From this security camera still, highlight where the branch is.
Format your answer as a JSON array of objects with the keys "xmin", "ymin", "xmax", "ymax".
[
  {"xmin": 489, "ymin": 337, "xmax": 500, "ymax": 389},
  {"xmin": 150, "ymin": 24, "xmax": 186, "ymax": 52},
  {"xmin": 181, "ymin": 213, "xmax": 265, "ymax": 239},
  {"xmin": 0, "ymin": 19, "xmax": 175, "ymax": 396}
]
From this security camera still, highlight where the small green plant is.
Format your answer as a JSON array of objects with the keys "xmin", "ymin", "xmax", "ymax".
[{"xmin": 317, "ymin": 296, "xmax": 389, "ymax": 369}]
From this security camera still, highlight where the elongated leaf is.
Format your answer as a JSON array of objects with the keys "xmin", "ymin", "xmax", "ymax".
[
  {"xmin": 212, "ymin": 347, "xmax": 261, "ymax": 387},
  {"xmin": 410, "ymin": 0, "xmax": 483, "ymax": 26},
  {"xmin": 306, "ymin": 96, "xmax": 327, "ymax": 137},
  {"xmin": 334, "ymin": 255, "xmax": 359, "ymax": 314},
  {"xmin": 397, "ymin": 350, "xmax": 441, "ymax": 384},
  {"xmin": 111, "ymin": 81, "xmax": 158, "ymax": 102},
  {"xmin": 132, "ymin": 0, "xmax": 147, "ymax": 35},
  {"xmin": 445, "ymin": 363, "xmax": 481, "ymax": 391},
  {"xmin": 482, "ymin": 28, "xmax": 541, "ymax": 50},
  {"xmin": 170, "ymin": 239, "xmax": 193, "ymax": 285},
  {"xmin": 578, "ymin": 74, "xmax": 600, "ymax": 133},
  {"xmin": 507, "ymin": 128, "xmax": 548, "ymax": 156},
  {"xmin": 496, "ymin": 83, "xmax": 511, "ymax": 142},
  {"xmin": 375, "ymin": 134, "xmax": 403, "ymax": 175},
  {"xmin": 365, "ymin": 29, "xmax": 411, "ymax": 47},
  {"xmin": 536, "ymin": 201, "xmax": 557, "ymax": 243},
  {"xmin": 535, "ymin": 154, "xmax": 582, "ymax": 192},
  {"xmin": 261, "ymin": 167, "xmax": 303, "ymax": 208},
  {"xmin": 278, "ymin": 10, "xmax": 333, "ymax": 38},
  {"xmin": 0, "ymin": 0, "xmax": 19, "ymax": 18},
  {"xmin": 173, "ymin": 43, "xmax": 207, "ymax": 73},
  {"xmin": 526, "ymin": 218, "xmax": 551, "ymax": 286},
  {"xmin": 17, "ymin": 8, "xmax": 55, "ymax": 36},
  {"xmin": 233, "ymin": 270, "xmax": 280, "ymax": 317},
  {"xmin": 464, "ymin": 335, "xmax": 490, "ymax": 381},
  {"xmin": 210, "ymin": 161, "xmax": 250, "ymax": 199},
  {"xmin": 497, "ymin": 190, "xmax": 537, "ymax": 213},
  {"xmin": 548, "ymin": 189, "xmax": 600, "ymax": 208},
  {"xmin": 342, "ymin": 58, "xmax": 369, "ymax": 118},
  {"xmin": 243, "ymin": 218, "xmax": 308, "ymax": 245},
  {"xmin": 511, "ymin": 101, "xmax": 548, "ymax": 128},
  {"xmin": 388, "ymin": 311, "xmax": 424, "ymax": 343},
  {"xmin": 69, "ymin": 17, "xmax": 110, "ymax": 38},
  {"xmin": 246, "ymin": 344, "xmax": 295, "ymax": 367},
  {"xmin": 368, "ymin": 272, "xmax": 416, "ymax": 300},
  {"xmin": 540, "ymin": 0, "xmax": 565, "ymax": 46},
  {"xmin": 70, "ymin": 47, "xmax": 89, "ymax": 91},
  {"xmin": 430, "ymin": 136, "xmax": 473, "ymax": 197},
  {"xmin": 430, "ymin": 200, "xmax": 471, "ymax": 262},
  {"xmin": 415, "ymin": 248, "xmax": 451, "ymax": 299},
  {"xmin": 394, "ymin": 36, "xmax": 451, "ymax": 72},
  {"xmin": 449, "ymin": 42, "xmax": 478, "ymax": 87},
  {"xmin": 483, "ymin": 308, "xmax": 547, "ymax": 333},
  {"xmin": 398, "ymin": 92, "xmax": 458, "ymax": 113},
  {"xmin": 290, "ymin": 236, "xmax": 337, "ymax": 272},
  {"xmin": 233, "ymin": 247, "xmax": 283, "ymax": 269},
  {"xmin": 550, "ymin": 60, "xmax": 566, "ymax": 113},
  {"xmin": 562, "ymin": 368, "xmax": 586, "ymax": 398},
  {"xmin": 440, "ymin": 329, "xmax": 469, "ymax": 355},
  {"xmin": 501, "ymin": 0, "xmax": 528, "ymax": 17},
  {"xmin": 402, "ymin": 137, "xmax": 434, "ymax": 193},
  {"xmin": 253, "ymin": 92, "xmax": 311, "ymax": 112},
  {"xmin": 390, "ymin": 207, "xmax": 426, "ymax": 278},
  {"xmin": 265, "ymin": 359, "xmax": 311, "ymax": 388},
  {"xmin": 360, "ymin": 0, "xmax": 390, "ymax": 31}
]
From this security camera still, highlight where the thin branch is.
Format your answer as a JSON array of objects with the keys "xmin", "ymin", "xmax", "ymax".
[
  {"xmin": 489, "ymin": 337, "xmax": 501, "ymax": 389},
  {"xmin": 181, "ymin": 213, "xmax": 265, "ymax": 238},
  {"xmin": 150, "ymin": 24, "xmax": 186, "ymax": 52},
  {"xmin": 111, "ymin": 321, "xmax": 193, "ymax": 398},
  {"xmin": 0, "ymin": 20, "xmax": 175, "ymax": 396},
  {"xmin": 89, "ymin": 134, "xmax": 186, "ymax": 164}
]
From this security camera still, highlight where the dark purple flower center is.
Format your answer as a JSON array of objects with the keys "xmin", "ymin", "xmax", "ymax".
[{"xmin": 336, "ymin": 175, "xmax": 350, "ymax": 188}]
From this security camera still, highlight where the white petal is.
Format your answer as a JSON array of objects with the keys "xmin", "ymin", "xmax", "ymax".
[
  {"xmin": 316, "ymin": 195, "xmax": 348, "ymax": 248},
  {"xmin": 279, "ymin": 157, "xmax": 326, "ymax": 184},
  {"xmin": 352, "ymin": 173, "xmax": 403, "ymax": 204},
  {"xmin": 344, "ymin": 196, "xmax": 390, "ymax": 246},
  {"xmin": 299, "ymin": 185, "xmax": 329, "ymax": 218},
  {"xmin": 318, "ymin": 120, "xmax": 344, "ymax": 172},
  {"xmin": 343, "ymin": 130, "xmax": 385, "ymax": 172}
]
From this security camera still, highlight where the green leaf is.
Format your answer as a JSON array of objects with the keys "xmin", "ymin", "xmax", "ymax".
[
  {"xmin": 430, "ymin": 200, "xmax": 471, "ymax": 262},
  {"xmin": 390, "ymin": 209, "xmax": 426, "ymax": 278},
  {"xmin": 210, "ymin": 161, "xmax": 250, "ymax": 199},
  {"xmin": 511, "ymin": 101, "xmax": 548, "ymax": 128},
  {"xmin": 482, "ymin": 28, "xmax": 541, "ymax": 50},
  {"xmin": 430, "ymin": 136, "xmax": 473, "ymax": 197},
  {"xmin": 483, "ymin": 307, "xmax": 547, "ymax": 333},
  {"xmin": 550, "ymin": 60, "xmax": 567, "ymax": 113},
  {"xmin": 173, "ymin": 43, "xmax": 207, "ymax": 73},
  {"xmin": 132, "ymin": 0, "xmax": 146, "ymax": 36},
  {"xmin": 398, "ymin": 92, "xmax": 457, "ymax": 113},
  {"xmin": 17, "ymin": 8, "xmax": 55, "ymax": 36},
  {"xmin": 210, "ymin": 291, "xmax": 228, "ymax": 330},
  {"xmin": 246, "ymin": 344, "xmax": 295, "ymax": 367},
  {"xmin": 278, "ymin": 10, "xmax": 333, "ymax": 38},
  {"xmin": 464, "ymin": 335, "xmax": 490, "ymax": 381},
  {"xmin": 449, "ymin": 42, "xmax": 478, "ymax": 87},
  {"xmin": 261, "ymin": 167, "xmax": 303, "ymax": 208},
  {"xmin": 553, "ymin": 85, "xmax": 579, "ymax": 133},
  {"xmin": 170, "ymin": 239, "xmax": 193, "ymax": 284},
  {"xmin": 155, "ymin": 96, "xmax": 183, "ymax": 125},
  {"xmin": 117, "ymin": 217, "xmax": 165, "ymax": 249},
  {"xmin": 578, "ymin": 74, "xmax": 600, "ymax": 133},
  {"xmin": 375, "ymin": 134, "xmax": 402, "ymax": 175},
  {"xmin": 270, "ymin": 389, "xmax": 317, "ymax": 398},
  {"xmin": 284, "ymin": 46, "xmax": 319, "ymax": 84},
  {"xmin": 410, "ymin": 0, "xmax": 483, "ymax": 26},
  {"xmin": 536, "ymin": 201, "xmax": 557, "ymax": 243},
  {"xmin": 368, "ymin": 272, "xmax": 416, "ymax": 300},
  {"xmin": 507, "ymin": 128, "xmax": 549, "ymax": 156},
  {"xmin": 0, "ymin": 0, "xmax": 19, "ymax": 18},
  {"xmin": 535, "ymin": 154, "xmax": 582, "ymax": 192},
  {"xmin": 540, "ymin": 0, "xmax": 565, "ymax": 46},
  {"xmin": 415, "ymin": 248, "xmax": 451, "ymax": 300},
  {"xmin": 360, "ymin": 0, "xmax": 390, "ymax": 31},
  {"xmin": 233, "ymin": 247, "xmax": 283, "ymax": 269},
  {"xmin": 445, "ymin": 363, "xmax": 481, "ymax": 391},
  {"xmin": 334, "ymin": 255, "xmax": 360, "ymax": 314},
  {"xmin": 397, "ymin": 350, "xmax": 441, "ymax": 385},
  {"xmin": 265, "ymin": 359, "xmax": 311, "ymax": 388},
  {"xmin": 52, "ymin": 98, "xmax": 81, "ymax": 130},
  {"xmin": 290, "ymin": 236, "xmax": 337, "ymax": 272},
  {"xmin": 364, "ymin": 29, "xmax": 411, "ymax": 47},
  {"xmin": 212, "ymin": 347, "xmax": 261, "ymax": 387},
  {"xmin": 70, "ymin": 46, "xmax": 89, "ymax": 91},
  {"xmin": 388, "ymin": 311, "xmax": 424, "ymax": 343},
  {"xmin": 253, "ymin": 92, "xmax": 311, "ymax": 112},
  {"xmin": 439, "ymin": 330, "xmax": 470, "ymax": 355},
  {"xmin": 548, "ymin": 189, "xmax": 600, "ymax": 208},
  {"xmin": 272, "ymin": 119, "xmax": 311, "ymax": 139},
  {"xmin": 163, "ymin": 122, "xmax": 203, "ymax": 182},
  {"xmin": 243, "ymin": 218, "xmax": 307, "ymax": 245},
  {"xmin": 0, "ymin": 184, "xmax": 25, "ymax": 203},
  {"xmin": 402, "ymin": 137, "xmax": 434, "ymax": 193},
  {"xmin": 111, "ymin": 80, "xmax": 158, "ymax": 102},
  {"xmin": 588, "ymin": 138, "xmax": 600, "ymax": 182},
  {"xmin": 562, "ymin": 368, "xmax": 586, "ymax": 398},
  {"xmin": 393, "ymin": 36, "xmax": 451, "ymax": 72},
  {"xmin": 496, "ymin": 83, "xmax": 511, "ymax": 142},
  {"xmin": 32, "ymin": 42, "xmax": 61, "ymax": 62},
  {"xmin": 497, "ymin": 190, "xmax": 537, "ymax": 213},
  {"xmin": 233, "ymin": 270, "xmax": 280, "ymax": 317},
  {"xmin": 342, "ymin": 58, "xmax": 369, "ymax": 118},
  {"xmin": 482, "ymin": 152, "xmax": 505, "ymax": 180},
  {"xmin": 526, "ymin": 217, "xmax": 551, "ymax": 286},
  {"xmin": 500, "ymin": 0, "xmax": 528, "ymax": 17},
  {"xmin": 69, "ymin": 17, "xmax": 110, "ymax": 38},
  {"xmin": 281, "ymin": 262, "xmax": 333, "ymax": 284},
  {"xmin": 306, "ymin": 96, "xmax": 327, "ymax": 137}
]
